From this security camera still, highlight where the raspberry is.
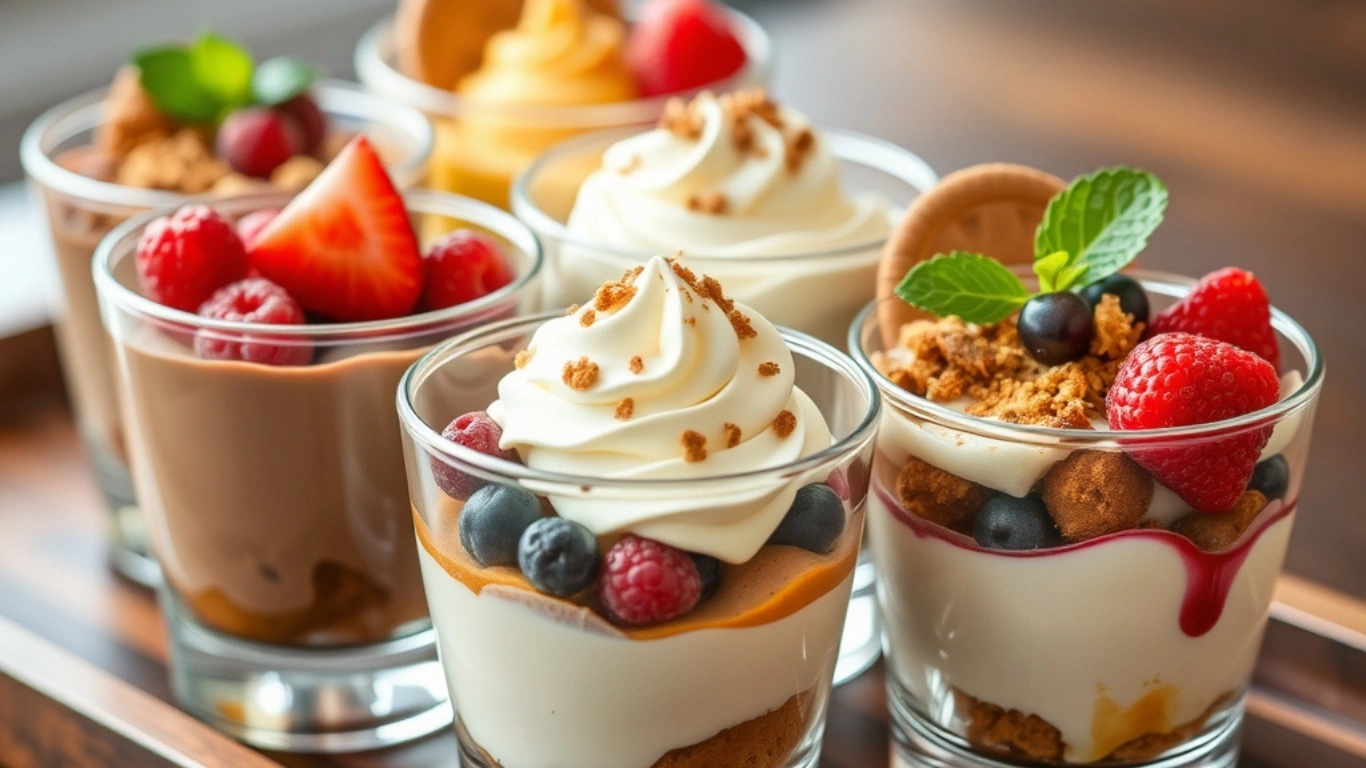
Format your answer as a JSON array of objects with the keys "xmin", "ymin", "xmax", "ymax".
[
  {"xmin": 235, "ymin": 208, "xmax": 281, "ymax": 249},
  {"xmin": 1106, "ymin": 333, "xmax": 1280, "ymax": 513},
  {"xmin": 216, "ymin": 106, "xmax": 303, "ymax": 179},
  {"xmin": 432, "ymin": 412, "xmax": 518, "ymax": 500},
  {"xmin": 601, "ymin": 535, "xmax": 701, "ymax": 626},
  {"xmin": 193, "ymin": 278, "xmax": 312, "ymax": 366},
  {"xmin": 1149, "ymin": 267, "xmax": 1280, "ymax": 370},
  {"xmin": 135, "ymin": 204, "xmax": 249, "ymax": 312},
  {"xmin": 420, "ymin": 230, "xmax": 515, "ymax": 312}
]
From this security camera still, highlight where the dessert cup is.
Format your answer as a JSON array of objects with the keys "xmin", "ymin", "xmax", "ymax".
[
  {"xmin": 397, "ymin": 315, "xmax": 881, "ymax": 768},
  {"xmin": 353, "ymin": 7, "xmax": 771, "ymax": 210},
  {"xmin": 93, "ymin": 190, "xmax": 541, "ymax": 752},
  {"xmin": 850, "ymin": 271, "xmax": 1324, "ymax": 767},
  {"xmin": 20, "ymin": 81, "xmax": 433, "ymax": 587}
]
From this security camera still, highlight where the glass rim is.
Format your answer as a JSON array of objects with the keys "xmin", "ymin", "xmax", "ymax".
[
  {"xmin": 19, "ymin": 79, "xmax": 434, "ymax": 209},
  {"xmin": 848, "ymin": 268, "xmax": 1325, "ymax": 444},
  {"xmin": 509, "ymin": 125, "xmax": 940, "ymax": 263},
  {"xmin": 397, "ymin": 312, "xmax": 883, "ymax": 491},
  {"xmin": 352, "ymin": 8, "xmax": 773, "ymax": 124},
  {"xmin": 92, "ymin": 188, "xmax": 544, "ymax": 340}
]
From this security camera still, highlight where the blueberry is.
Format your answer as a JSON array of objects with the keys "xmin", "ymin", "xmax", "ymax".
[
  {"xmin": 518, "ymin": 517, "xmax": 600, "ymax": 596},
  {"xmin": 1249, "ymin": 455, "xmax": 1289, "ymax": 501},
  {"xmin": 458, "ymin": 484, "xmax": 542, "ymax": 567},
  {"xmin": 1080, "ymin": 274, "xmax": 1150, "ymax": 326},
  {"xmin": 973, "ymin": 494, "xmax": 1060, "ymax": 550},
  {"xmin": 768, "ymin": 483, "xmax": 846, "ymax": 554},
  {"xmin": 691, "ymin": 553, "xmax": 721, "ymax": 600},
  {"xmin": 1017, "ymin": 292, "xmax": 1095, "ymax": 365}
]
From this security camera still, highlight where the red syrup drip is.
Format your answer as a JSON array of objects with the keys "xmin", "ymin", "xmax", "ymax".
[{"xmin": 873, "ymin": 477, "xmax": 1296, "ymax": 638}]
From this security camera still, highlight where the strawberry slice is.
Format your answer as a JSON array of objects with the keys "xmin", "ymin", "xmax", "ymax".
[{"xmin": 247, "ymin": 135, "xmax": 423, "ymax": 322}]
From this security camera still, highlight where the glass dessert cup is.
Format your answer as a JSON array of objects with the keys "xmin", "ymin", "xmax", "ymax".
[
  {"xmin": 397, "ymin": 316, "xmax": 881, "ymax": 768},
  {"xmin": 850, "ymin": 272, "xmax": 1324, "ymax": 768},
  {"xmin": 20, "ymin": 81, "xmax": 433, "ymax": 588},
  {"xmin": 353, "ymin": 8, "xmax": 771, "ymax": 210},
  {"xmin": 93, "ymin": 190, "xmax": 541, "ymax": 752}
]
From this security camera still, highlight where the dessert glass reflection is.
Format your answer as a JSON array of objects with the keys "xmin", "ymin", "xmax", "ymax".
[
  {"xmin": 94, "ymin": 189, "xmax": 541, "ymax": 752},
  {"xmin": 397, "ymin": 257, "xmax": 880, "ymax": 768},
  {"xmin": 20, "ymin": 82, "xmax": 431, "ymax": 585},
  {"xmin": 354, "ymin": 0, "xmax": 771, "ymax": 209},
  {"xmin": 852, "ymin": 275, "xmax": 1322, "ymax": 766}
]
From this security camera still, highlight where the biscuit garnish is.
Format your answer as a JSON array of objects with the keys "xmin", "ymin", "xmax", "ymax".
[{"xmin": 561, "ymin": 358, "xmax": 599, "ymax": 391}]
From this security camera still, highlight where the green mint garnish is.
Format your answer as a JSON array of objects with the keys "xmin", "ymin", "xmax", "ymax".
[
  {"xmin": 895, "ymin": 166, "xmax": 1167, "ymax": 324},
  {"xmin": 131, "ymin": 31, "xmax": 318, "ymax": 123}
]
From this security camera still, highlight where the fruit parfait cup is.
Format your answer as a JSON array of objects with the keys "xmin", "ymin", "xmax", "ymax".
[
  {"xmin": 397, "ymin": 256, "xmax": 880, "ymax": 768},
  {"xmin": 93, "ymin": 137, "xmax": 540, "ymax": 751},
  {"xmin": 853, "ymin": 163, "xmax": 1324, "ymax": 767},
  {"xmin": 21, "ymin": 30, "xmax": 432, "ymax": 587},
  {"xmin": 355, "ymin": 0, "xmax": 771, "ymax": 210}
]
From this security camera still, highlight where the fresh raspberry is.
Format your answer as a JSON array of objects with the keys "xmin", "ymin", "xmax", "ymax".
[
  {"xmin": 628, "ymin": 0, "xmax": 748, "ymax": 97},
  {"xmin": 235, "ymin": 208, "xmax": 282, "ymax": 249},
  {"xmin": 420, "ymin": 230, "xmax": 515, "ymax": 312},
  {"xmin": 1106, "ymin": 333, "xmax": 1280, "ymax": 513},
  {"xmin": 135, "ymin": 204, "xmax": 249, "ymax": 312},
  {"xmin": 216, "ymin": 106, "xmax": 303, "ymax": 179},
  {"xmin": 193, "ymin": 278, "xmax": 312, "ymax": 366},
  {"xmin": 1148, "ymin": 267, "xmax": 1280, "ymax": 370},
  {"xmin": 433, "ymin": 412, "xmax": 518, "ymax": 500},
  {"xmin": 601, "ymin": 535, "xmax": 702, "ymax": 626}
]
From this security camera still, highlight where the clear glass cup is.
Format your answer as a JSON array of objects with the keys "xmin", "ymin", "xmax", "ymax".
[
  {"xmin": 850, "ymin": 271, "xmax": 1324, "ymax": 768},
  {"xmin": 93, "ymin": 190, "xmax": 541, "ymax": 752},
  {"xmin": 397, "ymin": 316, "xmax": 880, "ymax": 768},
  {"xmin": 353, "ymin": 7, "xmax": 771, "ymax": 210},
  {"xmin": 20, "ymin": 81, "xmax": 433, "ymax": 587}
]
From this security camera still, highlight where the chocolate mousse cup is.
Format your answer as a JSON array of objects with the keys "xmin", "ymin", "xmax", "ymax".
[
  {"xmin": 20, "ymin": 82, "xmax": 432, "ymax": 586},
  {"xmin": 352, "ymin": 8, "xmax": 771, "ymax": 210},
  {"xmin": 850, "ymin": 274, "xmax": 1323, "ymax": 767},
  {"xmin": 93, "ymin": 191, "xmax": 541, "ymax": 751},
  {"xmin": 397, "ymin": 317, "xmax": 880, "ymax": 768}
]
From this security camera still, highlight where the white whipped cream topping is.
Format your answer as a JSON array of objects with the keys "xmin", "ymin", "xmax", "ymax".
[
  {"xmin": 565, "ymin": 93, "xmax": 892, "ymax": 256},
  {"xmin": 487, "ymin": 256, "xmax": 832, "ymax": 563}
]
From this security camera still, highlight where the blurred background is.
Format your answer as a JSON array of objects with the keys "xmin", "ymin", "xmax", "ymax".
[{"xmin": 1, "ymin": 0, "xmax": 1364, "ymax": 597}]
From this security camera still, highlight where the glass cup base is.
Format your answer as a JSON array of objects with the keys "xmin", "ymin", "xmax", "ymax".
[
  {"xmin": 87, "ymin": 436, "xmax": 161, "ymax": 587},
  {"xmin": 832, "ymin": 554, "xmax": 881, "ymax": 686},
  {"xmin": 162, "ymin": 591, "xmax": 451, "ymax": 753},
  {"xmin": 888, "ymin": 676, "xmax": 1242, "ymax": 768}
]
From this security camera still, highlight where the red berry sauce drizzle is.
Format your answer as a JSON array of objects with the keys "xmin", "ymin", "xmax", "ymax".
[{"xmin": 873, "ymin": 476, "xmax": 1295, "ymax": 638}]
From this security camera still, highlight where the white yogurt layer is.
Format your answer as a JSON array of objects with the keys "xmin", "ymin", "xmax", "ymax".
[
  {"xmin": 419, "ymin": 544, "xmax": 852, "ymax": 768},
  {"xmin": 870, "ymin": 489, "xmax": 1294, "ymax": 763}
]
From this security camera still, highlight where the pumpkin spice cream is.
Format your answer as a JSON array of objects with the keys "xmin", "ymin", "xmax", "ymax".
[{"xmin": 413, "ymin": 256, "xmax": 868, "ymax": 768}]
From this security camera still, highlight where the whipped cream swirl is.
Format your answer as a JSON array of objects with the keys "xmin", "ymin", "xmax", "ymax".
[
  {"xmin": 487, "ymin": 256, "xmax": 832, "ymax": 563},
  {"xmin": 566, "ymin": 91, "xmax": 892, "ymax": 255}
]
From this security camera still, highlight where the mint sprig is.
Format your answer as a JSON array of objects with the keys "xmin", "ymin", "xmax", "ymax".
[{"xmin": 895, "ymin": 166, "xmax": 1166, "ymax": 324}]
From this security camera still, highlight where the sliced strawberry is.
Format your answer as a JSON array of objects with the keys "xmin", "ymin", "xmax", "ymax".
[
  {"xmin": 247, "ymin": 135, "xmax": 423, "ymax": 322},
  {"xmin": 628, "ymin": 0, "xmax": 748, "ymax": 97}
]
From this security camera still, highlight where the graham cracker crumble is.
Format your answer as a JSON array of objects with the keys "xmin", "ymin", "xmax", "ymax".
[
  {"xmin": 772, "ymin": 410, "xmax": 796, "ymax": 439},
  {"xmin": 660, "ymin": 98, "xmax": 705, "ymax": 140},
  {"xmin": 758, "ymin": 362, "xmax": 780, "ymax": 377},
  {"xmin": 668, "ymin": 260, "xmax": 757, "ymax": 340},
  {"xmin": 876, "ymin": 295, "xmax": 1142, "ymax": 428},
  {"xmin": 629, "ymin": 356, "xmax": 644, "ymax": 374},
  {"xmin": 682, "ymin": 430, "xmax": 708, "ymax": 463},
  {"xmin": 592, "ymin": 267, "xmax": 642, "ymax": 314},
  {"xmin": 686, "ymin": 192, "xmax": 728, "ymax": 215},
  {"xmin": 561, "ymin": 357, "xmax": 599, "ymax": 391},
  {"xmin": 784, "ymin": 128, "xmax": 816, "ymax": 174},
  {"xmin": 514, "ymin": 348, "xmax": 534, "ymax": 369},
  {"xmin": 684, "ymin": 316, "xmax": 696, "ymax": 327},
  {"xmin": 116, "ymin": 129, "xmax": 229, "ymax": 193},
  {"xmin": 723, "ymin": 422, "xmax": 742, "ymax": 448},
  {"xmin": 615, "ymin": 398, "xmax": 634, "ymax": 421},
  {"xmin": 580, "ymin": 309, "xmax": 597, "ymax": 327}
]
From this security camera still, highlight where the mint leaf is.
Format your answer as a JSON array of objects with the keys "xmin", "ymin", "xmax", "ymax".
[
  {"xmin": 133, "ymin": 46, "xmax": 219, "ymax": 122},
  {"xmin": 190, "ymin": 32, "xmax": 254, "ymax": 109},
  {"xmin": 895, "ymin": 252, "xmax": 1032, "ymax": 325},
  {"xmin": 1034, "ymin": 250, "xmax": 1070, "ymax": 293},
  {"xmin": 1034, "ymin": 167, "xmax": 1168, "ymax": 287},
  {"xmin": 253, "ymin": 57, "xmax": 319, "ymax": 105}
]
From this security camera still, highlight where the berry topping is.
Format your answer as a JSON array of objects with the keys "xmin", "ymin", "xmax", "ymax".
[
  {"xmin": 433, "ymin": 411, "xmax": 518, "ymax": 501},
  {"xmin": 1107, "ymin": 333, "xmax": 1281, "ymax": 512},
  {"xmin": 628, "ymin": 0, "xmax": 747, "ymax": 97},
  {"xmin": 602, "ymin": 535, "xmax": 701, "ymax": 625},
  {"xmin": 1017, "ymin": 292, "xmax": 1095, "ymax": 365},
  {"xmin": 690, "ymin": 553, "xmax": 721, "ymax": 600},
  {"xmin": 216, "ymin": 106, "xmax": 303, "ymax": 179},
  {"xmin": 1080, "ymin": 274, "xmax": 1150, "ymax": 326},
  {"xmin": 421, "ymin": 230, "xmax": 515, "ymax": 312},
  {"xmin": 247, "ymin": 136, "xmax": 424, "ymax": 321},
  {"xmin": 972, "ymin": 494, "xmax": 1060, "ymax": 550},
  {"xmin": 767, "ymin": 483, "xmax": 846, "ymax": 554},
  {"xmin": 518, "ymin": 517, "xmax": 601, "ymax": 597},
  {"xmin": 193, "ymin": 278, "xmax": 311, "ymax": 365},
  {"xmin": 458, "ymin": 484, "xmax": 543, "ymax": 568},
  {"xmin": 1149, "ymin": 267, "xmax": 1280, "ymax": 369},
  {"xmin": 135, "ymin": 204, "xmax": 249, "ymax": 312},
  {"xmin": 278, "ymin": 94, "xmax": 327, "ymax": 154},
  {"xmin": 1249, "ymin": 455, "xmax": 1290, "ymax": 501},
  {"xmin": 235, "ymin": 208, "xmax": 281, "ymax": 249}
]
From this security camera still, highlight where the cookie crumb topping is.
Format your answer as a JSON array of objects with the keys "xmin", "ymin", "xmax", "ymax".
[
  {"xmin": 629, "ymin": 355, "xmax": 644, "ymax": 374},
  {"xmin": 686, "ymin": 191, "xmax": 728, "ymax": 215},
  {"xmin": 758, "ymin": 361, "xmax": 780, "ymax": 377},
  {"xmin": 772, "ymin": 410, "xmax": 796, "ymax": 438},
  {"xmin": 562, "ymin": 357, "xmax": 600, "ymax": 391},
  {"xmin": 615, "ymin": 398, "xmax": 634, "ymax": 421},
  {"xmin": 660, "ymin": 98, "xmax": 704, "ymax": 140},
  {"xmin": 681, "ymin": 430, "xmax": 708, "ymax": 463},
  {"xmin": 580, "ymin": 309, "xmax": 597, "ymax": 328},
  {"xmin": 666, "ymin": 260, "xmax": 756, "ymax": 340},
  {"xmin": 514, "ymin": 348, "xmax": 534, "ymax": 369},
  {"xmin": 723, "ymin": 422, "xmax": 742, "ymax": 448},
  {"xmin": 784, "ymin": 128, "xmax": 816, "ymax": 174}
]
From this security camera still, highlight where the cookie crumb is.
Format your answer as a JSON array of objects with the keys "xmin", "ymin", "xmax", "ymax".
[
  {"xmin": 580, "ymin": 309, "xmax": 597, "ymax": 327},
  {"xmin": 728, "ymin": 309, "xmax": 757, "ymax": 340},
  {"xmin": 629, "ymin": 356, "xmax": 644, "ymax": 374},
  {"xmin": 593, "ymin": 280, "xmax": 637, "ymax": 313},
  {"xmin": 1040, "ymin": 450, "xmax": 1153, "ymax": 541},
  {"xmin": 758, "ymin": 362, "xmax": 780, "ymax": 377},
  {"xmin": 1171, "ymin": 491, "xmax": 1269, "ymax": 551},
  {"xmin": 684, "ymin": 316, "xmax": 696, "ymax": 327},
  {"xmin": 959, "ymin": 691, "xmax": 1064, "ymax": 762},
  {"xmin": 615, "ymin": 398, "xmax": 635, "ymax": 421},
  {"xmin": 772, "ymin": 410, "xmax": 796, "ymax": 438},
  {"xmin": 723, "ymin": 422, "xmax": 742, "ymax": 448},
  {"xmin": 785, "ymin": 128, "xmax": 816, "ymax": 173},
  {"xmin": 660, "ymin": 98, "xmax": 704, "ymax": 139},
  {"xmin": 514, "ymin": 348, "xmax": 534, "ymax": 369},
  {"xmin": 897, "ymin": 456, "xmax": 990, "ymax": 531},
  {"xmin": 686, "ymin": 191, "xmax": 728, "ymax": 215},
  {"xmin": 561, "ymin": 357, "xmax": 599, "ymax": 391},
  {"xmin": 565, "ymin": 303, "xmax": 580, "ymax": 316},
  {"xmin": 682, "ymin": 431, "xmax": 708, "ymax": 463}
]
